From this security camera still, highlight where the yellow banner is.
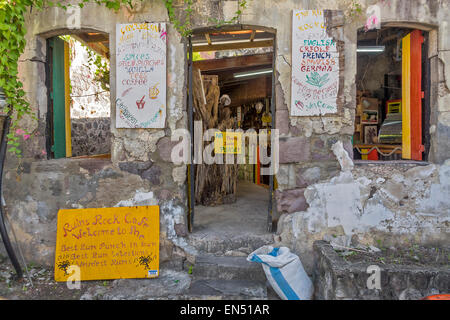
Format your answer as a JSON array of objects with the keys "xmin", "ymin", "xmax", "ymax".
[
  {"xmin": 54, "ymin": 206, "xmax": 159, "ymax": 282},
  {"xmin": 214, "ymin": 132, "xmax": 242, "ymax": 154}
]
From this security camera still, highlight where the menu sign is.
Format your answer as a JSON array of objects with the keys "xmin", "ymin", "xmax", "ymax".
[
  {"xmin": 291, "ymin": 10, "xmax": 339, "ymax": 116},
  {"xmin": 116, "ymin": 23, "xmax": 167, "ymax": 128},
  {"xmin": 54, "ymin": 206, "xmax": 159, "ymax": 281}
]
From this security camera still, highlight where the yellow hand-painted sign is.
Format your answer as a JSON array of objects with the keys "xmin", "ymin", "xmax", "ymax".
[
  {"xmin": 54, "ymin": 206, "xmax": 159, "ymax": 282},
  {"xmin": 214, "ymin": 131, "xmax": 242, "ymax": 154}
]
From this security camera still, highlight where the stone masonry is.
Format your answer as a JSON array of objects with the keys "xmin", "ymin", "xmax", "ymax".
[{"xmin": 0, "ymin": 1, "xmax": 448, "ymax": 287}]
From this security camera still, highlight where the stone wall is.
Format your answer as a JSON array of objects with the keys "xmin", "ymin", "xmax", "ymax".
[
  {"xmin": 276, "ymin": 142, "xmax": 450, "ymax": 272},
  {"xmin": 313, "ymin": 241, "xmax": 449, "ymax": 300},
  {"xmin": 71, "ymin": 117, "xmax": 111, "ymax": 156},
  {"xmin": 4, "ymin": 0, "xmax": 450, "ymax": 269},
  {"xmin": 5, "ymin": 0, "xmax": 189, "ymax": 266}
]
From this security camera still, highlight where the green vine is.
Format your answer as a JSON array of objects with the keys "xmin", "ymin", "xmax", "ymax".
[
  {"xmin": 165, "ymin": 0, "xmax": 193, "ymax": 37},
  {"xmin": 85, "ymin": 45, "xmax": 110, "ymax": 92},
  {"xmin": 0, "ymin": 0, "xmax": 249, "ymax": 158},
  {"xmin": 164, "ymin": 0, "xmax": 251, "ymax": 36},
  {"xmin": 208, "ymin": 0, "xmax": 249, "ymax": 27},
  {"xmin": 346, "ymin": 0, "xmax": 364, "ymax": 20}
]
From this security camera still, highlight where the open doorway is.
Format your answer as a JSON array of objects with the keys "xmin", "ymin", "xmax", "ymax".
[
  {"xmin": 187, "ymin": 27, "xmax": 276, "ymax": 238},
  {"xmin": 353, "ymin": 26, "xmax": 429, "ymax": 161},
  {"xmin": 46, "ymin": 32, "xmax": 111, "ymax": 159}
]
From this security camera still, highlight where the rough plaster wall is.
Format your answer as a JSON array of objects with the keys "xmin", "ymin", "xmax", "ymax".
[
  {"xmin": 234, "ymin": 0, "xmax": 450, "ymax": 272},
  {"xmin": 276, "ymin": 142, "xmax": 450, "ymax": 273},
  {"xmin": 4, "ymin": 1, "xmax": 189, "ymax": 265}
]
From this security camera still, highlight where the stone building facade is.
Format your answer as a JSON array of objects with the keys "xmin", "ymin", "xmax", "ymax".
[{"xmin": 1, "ymin": 0, "xmax": 449, "ymax": 274}]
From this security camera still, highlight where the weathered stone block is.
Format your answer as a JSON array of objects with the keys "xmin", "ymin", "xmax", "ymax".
[
  {"xmin": 141, "ymin": 165, "xmax": 162, "ymax": 185},
  {"xmin": 118, "ymin": 161, "xmax": 153, "ymax": 175},
  {"xmin": 276, "ymin": 109, "xmax": 289, "ymax": 135},
  {"xmin": 311, "ymin": 140, "xmax": 335, "ymax": 162},
  {"xmin": 313, "ymin": 241, "xmax": 450, "ymax": 300},
  {"xmin": 276, "ymin": 164, "xmax": 296, "ymax": 190},
  {"xmin": 174, "ymin": 223, "xmax": 187, "ymax": 237},
  {"xmin": 276, "ymin": 188, "xmax": 308, "ymax": 214},
  {"xmin": 157, "ymin": 136, "xmax": 179, "ymax": 162},
  {"xmin": 279, "ymin": 137, "xmax": 310, "ymax": 163},
  {"xmin": 275, "ymin": 82, "xmax": 288, "ymax": 111},
  {"xmin": 297, "ymin": 166, "xmax": 321, "ymax": 188}
]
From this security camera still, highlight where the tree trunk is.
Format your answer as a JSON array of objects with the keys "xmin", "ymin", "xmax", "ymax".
[{"xmin": 192, "ymin": 68, "xmax": 237, "ymax": 206}]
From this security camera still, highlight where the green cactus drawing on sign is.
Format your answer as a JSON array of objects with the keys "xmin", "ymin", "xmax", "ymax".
[{"xmin": 306, "ymin": 72, "xmax": 330, "ymax": 88}]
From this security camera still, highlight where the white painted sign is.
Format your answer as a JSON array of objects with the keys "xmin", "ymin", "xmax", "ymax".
[
  {"xmin": 116, "ymin": 23, "xmax": 167, "ymax": 128},
  {"xmin": 291, "ymin": 10, "xmax": 339, "ymax": 116}
]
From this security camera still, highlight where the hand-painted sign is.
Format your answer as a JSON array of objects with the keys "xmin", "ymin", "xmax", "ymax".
[
  {"xmin": 214, "ymin": 132, "xmax": 242, "ymax": 154},
  {"xmin": 54, "ymin": 206, "xmax": 159, "ymax": 281},
  {"xmin": 291, "ymin": 10, "xmax": 339, "ymax": 116},
  {"xmin": 116, "ymin": 23, "xmax": 167, "ymax": 128}
]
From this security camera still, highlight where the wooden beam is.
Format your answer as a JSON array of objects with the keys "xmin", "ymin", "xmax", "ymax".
[
  {"xmin": 191, "ymin": 24, "xmax": 276, "ymax": 36},
  {"xmin": 193, "ymin": 39, "xmax": 273, "ymax": 52},
  {"xmin": 205, "ymin": 33, "xmax": 212, "ymax": 45},
  {"xmin": 71, "ymin": 34, "xmax": 109, "ymax": 59},
  {"xmin": 198, "ymin": 69, "xmax": 206, "ymax": 105},
  {"xmin": 83, "ymin": 33, "xmax": 109, "ymax": 43},
  {"xmin": 225, "ymin": 77, "xmax": 272, "ymax": 107},
  {"xmin": 402, "ymin": 33, "xmax": 411, "ymax": 159},
  {"xmin": 96, "ymin": 41, "xmax": 110, "ymax": 59},
  {"xmin": 193, "ymin": 53, "xmax": 273, "ymax": 71},
  {"xmin": 382, "ymin": 22, "xmax": 435, "ymax": 31}
]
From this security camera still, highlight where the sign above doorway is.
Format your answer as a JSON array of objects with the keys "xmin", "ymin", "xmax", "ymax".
[
  {"xmin": 115, "ymin": 23, "xmax": 167, "ymax": 128},
  {"xmin": 291, "ymin": 10, "xmax": 339, "ymax": 116}
]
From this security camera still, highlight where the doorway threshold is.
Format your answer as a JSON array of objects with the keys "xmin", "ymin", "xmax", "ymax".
[{"xmin": 188, "ymin": 181, "xmax": 274, "ymax": 256}]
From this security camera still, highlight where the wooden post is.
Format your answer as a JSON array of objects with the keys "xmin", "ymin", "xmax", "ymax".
[{"xmin": 402, "ymin": 30, "xmax": 424, "ymax": 161}]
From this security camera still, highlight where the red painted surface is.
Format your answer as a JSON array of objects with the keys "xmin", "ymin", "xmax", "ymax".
[
  {"xmin": 422, "ymin": 294, "xmax": 450, "ymax": 300},
  {"xmin": 368, "ymin": 149, "xmax": 379, "ymax": 160},
  {"xmin": 409, "ymin": 30, "xmax": 424, "ymax": 161},
  {"xmin": 256, "ymin": 146, "xmax": 260, "ymax": 185}
]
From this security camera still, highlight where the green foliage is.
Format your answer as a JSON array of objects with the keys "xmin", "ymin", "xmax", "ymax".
[
  {"xmin": 347, "ymin": 0, "xmax": 363, "ymax": 19},
  {"xmin": 165, "ymin": 0, "xmax": 251, "ymax": 36},
  {"xmin": 165, "ymin": 0, "xmax": 193, "ymax": 37},
  {"xmin": 85, "ymin": 44, "xmax": 110, "ymax": 92},
  {"xmin": 208, "ymin": 0, "xmax": 249, "ymax": 27}
]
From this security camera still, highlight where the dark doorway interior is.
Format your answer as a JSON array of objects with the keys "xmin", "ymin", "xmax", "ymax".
[{"xmin": 187, "ymin": 27, "xmax": 276, "ymax": 236}]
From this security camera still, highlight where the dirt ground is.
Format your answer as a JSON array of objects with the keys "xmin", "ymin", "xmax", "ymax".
[
  {"xmin": 2, "ymin": 244, "xmax": 448, "ymax": 300},
  {"xmin": 0, "ymin": 255, "xmax": 114, "ymax": 300}
]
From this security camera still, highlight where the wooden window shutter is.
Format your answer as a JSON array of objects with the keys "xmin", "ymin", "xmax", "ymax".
[
  {"xmin": 402, "ymin": 30, "xmax": 425, "ymax": 160},
  {"xmin": 49, "ymin": 37, "xmax": 71, "ymax": 158}
]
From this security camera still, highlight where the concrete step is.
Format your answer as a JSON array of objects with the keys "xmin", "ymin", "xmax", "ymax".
[
  {"xmin": 187, "ymin": 232, "xmax": 274, "ymax": 255},
  {"xmin": 185, "ymin": 255, "xmax": 266, "ymax": 282},
  {"xmin": 184, "ymin": 279, "xmax": 267, "ymax": 300}
]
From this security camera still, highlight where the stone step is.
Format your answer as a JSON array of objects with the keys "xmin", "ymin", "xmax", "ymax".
[
  {"xmin": 184, "ymin": 279, "xmax": 267, "ymax": 300},
  {"xmin": 187, "ymin": 232, "xmax": 274, "ymax": 255},
  {"xmin": 185, "ymin": 255, "xmax": 267, "ymax": 282}
]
